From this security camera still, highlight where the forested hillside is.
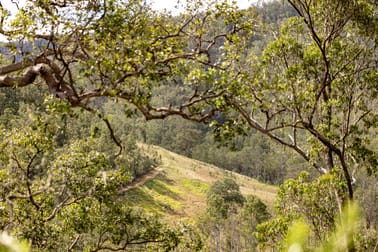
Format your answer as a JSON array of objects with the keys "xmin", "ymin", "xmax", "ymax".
[{"xmin": 0, "ymin": 0, "xmax": 377, "ymax": 251}]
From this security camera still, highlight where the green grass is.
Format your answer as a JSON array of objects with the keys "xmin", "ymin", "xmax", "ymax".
[
  {"xmin": 123, "ymin": 144, "xmax": 278, "ymax": 221},
  {"xmin": 180, "ymin": 178, "xmax": 209, "ymax": 196}
]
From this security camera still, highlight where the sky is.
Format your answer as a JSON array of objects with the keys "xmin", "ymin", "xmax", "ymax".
[
  {"xmin": 1, "ymin": 0, "xmax": 255, "ymax": 14},
  {"xmin": 151, "ymin": 0, "xmax": 254, "ymax": 11},
  {"xmin": 0, "ymin": 0, "xmax": 254, "ymax": 41}
]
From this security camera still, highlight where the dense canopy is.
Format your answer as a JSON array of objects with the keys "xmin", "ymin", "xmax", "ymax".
[{"xmin": 0, "ymin": 0, "xmax": 377, "ymax": 251}]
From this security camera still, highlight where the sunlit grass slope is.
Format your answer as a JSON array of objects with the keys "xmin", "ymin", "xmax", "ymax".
[{"xmin": 122, "ymin": 144, "xmax": 277, "ymax": 221}]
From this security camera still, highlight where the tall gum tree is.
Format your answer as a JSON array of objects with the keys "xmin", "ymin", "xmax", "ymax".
[
  {"xmin": 0, "ymin": 0, "xmax": 254, "ymax": 153},
  {"xmin": 236, "ymin": 0, "xmax": 378, "ymax": 203}
]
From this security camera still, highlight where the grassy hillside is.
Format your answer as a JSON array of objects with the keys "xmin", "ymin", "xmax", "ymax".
[{"xmin": 122, "ymin": 144, "xmax": 277, "ymax": 222}]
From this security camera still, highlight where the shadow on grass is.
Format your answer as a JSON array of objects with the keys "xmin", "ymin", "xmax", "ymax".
[
  {"xmin": 121, "ymin": 173, "xmax": 182, "ymax": 214},
  {"xmin": 144, "ymin": 173, "xmax": 182, "ymax": 201}
]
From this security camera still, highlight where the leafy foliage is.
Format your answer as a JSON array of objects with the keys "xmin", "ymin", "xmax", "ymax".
[
  {"xmin": 255, "ymin": 172, "xmax": 377, "ymax": 251},
  {"xmin": 0, "ymin": 0, "xmax": 377, "ymax": 250},
  {"xmin": 0, "ymin": 97, "xmax": 192, "ymax": 251},
  {"xmin": 207, "ymin": 177, "xmax": 245, "ymax": 219},
  {"xmin": 283, "ymin": 202, "xmax": 378, "ymax": 252},
  {"xmin": 199, "ymin": 178, "xmax": 271, "ymax": 251},
  {"xmin": 0, "ymin": 232, "xmax": 30, "ymax": 252}
]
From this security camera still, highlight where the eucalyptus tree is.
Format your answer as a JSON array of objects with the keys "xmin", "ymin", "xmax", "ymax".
[
  {"xmin": 234, "ymin": 0, "xmax": 378, "ymax": 203},
  {"xmin": 0, "ymin": 0, "xmax": 376, "ymax": 210},
  {"xmin": 0, "ymin": 1, "xmax": 251, "ymax": 250},
  {"xmin": 179, "ymin": 0, "xmax": 377, "ymax": 204},
  {"xmin": 0, "ymin": 0, "xmax": 253, "ymax": 154},
  {"xmin": 200, "ymin": 178, "xmax": 271, "ymax": 251}
]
